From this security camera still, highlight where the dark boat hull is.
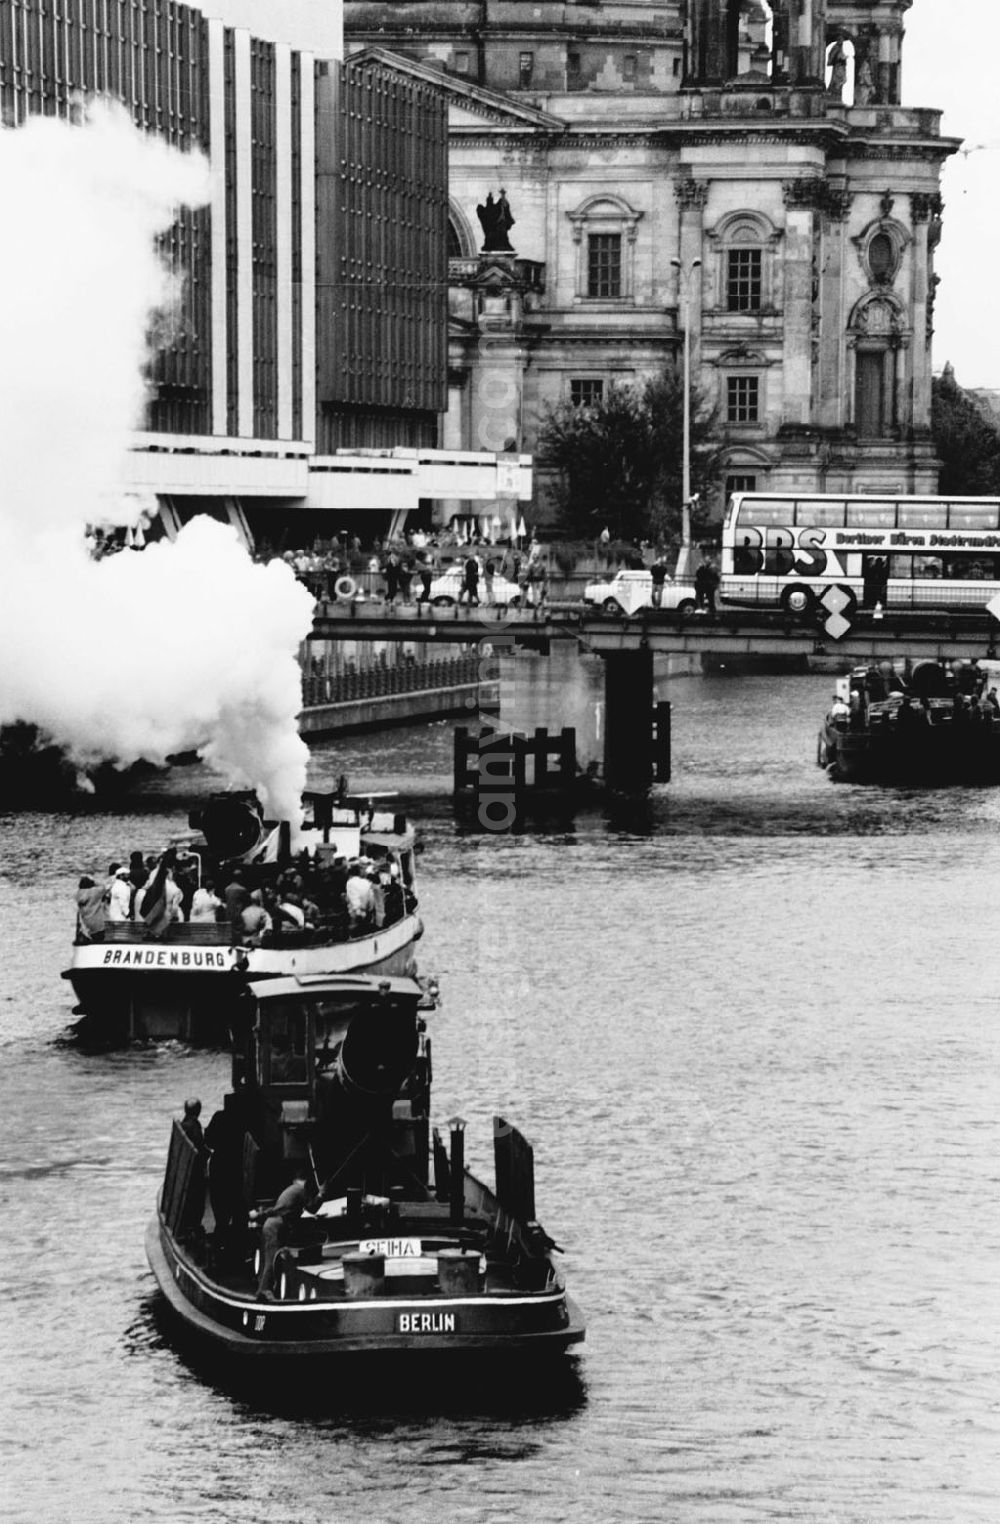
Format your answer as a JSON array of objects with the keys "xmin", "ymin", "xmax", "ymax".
[
  {"xmin": 818, "ymin": 721, "xmax": 1000, "ymax": 785},
  {"xmin": 64, "ymin": 915, "xmax": 422, "ymax": 1044},
  {"xmin": 146, "ymin": 1218, "xmax": 585, "ymax": 1360}
]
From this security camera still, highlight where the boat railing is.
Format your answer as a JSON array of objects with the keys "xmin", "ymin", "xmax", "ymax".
[
  {"xmin": 161, "ymin": 1121, "xmax": 205, "ymax": 1238},
  {"xmin": 103, "ymin": 921, "xmax": 232, "ymax": 945},
  {"xmin": 82, "ymin": 899, "xmax": 419, "ymax": 949}
]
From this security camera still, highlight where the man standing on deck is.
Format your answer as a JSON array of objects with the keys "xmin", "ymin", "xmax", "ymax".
[{"xmin": 224, "ymin": 868, "xmax": 250, "ymax": 945}]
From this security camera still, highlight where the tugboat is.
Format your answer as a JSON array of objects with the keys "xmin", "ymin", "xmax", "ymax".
[
  {"xmin": 63, "ymin": 788, "xmax": 423, "ymax": 1044},
  {"xmin": 146, "ymin": 972, "xmax": 585, "ymax": 1360},
  {"xmin": 817, "ymin": 659, "xmax": 1000, "ymax": 784}
]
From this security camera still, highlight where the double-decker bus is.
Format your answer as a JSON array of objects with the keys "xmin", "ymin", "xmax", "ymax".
[{"xmin": 721, "ymin": 493, "xmax": 1000, "ymax": 616}]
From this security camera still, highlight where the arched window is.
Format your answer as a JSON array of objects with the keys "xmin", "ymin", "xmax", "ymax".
[
  {"xmin": 567, "ymin": 194, "xmax": 643, "ymax": 305},
  {"xmin": 705, "ymin": 209, "xmax": 781, "ymax": 314},
  {"xmin": 448, "ymin": 202, "xmax": 478, "ymax": 260}
]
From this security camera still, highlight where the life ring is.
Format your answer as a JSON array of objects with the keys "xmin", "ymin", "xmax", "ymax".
[{"xmin": 335, "ymin": 575, "xmax": 357, "ymax": 603}]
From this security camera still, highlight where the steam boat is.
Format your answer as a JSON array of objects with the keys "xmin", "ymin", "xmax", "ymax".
[
  {"xmin": 818, "ymin": 660, "xmax": 1000, "ymax": 785},
  {"xmin": 63, "ymin": 789, "xmax": 423, "ymax": 1044},
  {"xmin": 146, "ymin": 972, "xmax": 585, "ymax": 1361}
]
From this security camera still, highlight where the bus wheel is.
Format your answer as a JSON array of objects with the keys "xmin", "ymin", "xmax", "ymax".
[{"xmin": 781, "ymin": 586, "xmax": 814, "ymax": 617}]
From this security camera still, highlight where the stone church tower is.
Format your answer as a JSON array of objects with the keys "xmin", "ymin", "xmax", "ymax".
[{"xmin": 345, "ymin": 0, "xmax": 956, "ymax": 523}]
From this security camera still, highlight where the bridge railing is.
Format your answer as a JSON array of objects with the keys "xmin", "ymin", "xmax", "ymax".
[{"xmin": 301, "ymin": 653, "xmax": 488, "ymax": 708}]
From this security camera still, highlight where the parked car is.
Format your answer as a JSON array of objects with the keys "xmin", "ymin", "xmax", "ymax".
[
  {"xmin": 583, "ymin": 568, "xmax": 696, "ymax": 616},
  {"xmin": 429, "ymin": 561, "xmax": 522, "ymax": 607}
]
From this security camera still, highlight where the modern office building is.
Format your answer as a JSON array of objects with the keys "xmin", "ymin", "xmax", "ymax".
[{"xmin": 0, "ymin": 0, "xmax": 530, "ymax": 544}]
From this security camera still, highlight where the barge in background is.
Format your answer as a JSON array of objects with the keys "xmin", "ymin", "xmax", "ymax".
[
  {"xmin": 817, "ymin": 659, "xmax": 1000, "ymax": 784},
  {"xmin": 146, "ymin": 972, "xmax": 584, "ymax": 1363},
  {"xmin": 63, "ymin": 789, "xmax": 423, "ymax": 1045}
]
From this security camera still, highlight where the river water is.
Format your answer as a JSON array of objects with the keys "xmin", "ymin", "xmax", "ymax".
[{"xmin": 2, "ymin": 670, "xmax": 999, "ymax": 1524}]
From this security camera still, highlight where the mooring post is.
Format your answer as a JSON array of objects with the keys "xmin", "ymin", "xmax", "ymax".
[
  {"xmin": 559, "ymin": 727, "xmax": 576, "ymax": 789},
  {"xmin": 512, "ymin": 732, "xmax": 527, "ymax": 794},
  {"xmin": 533, "ymin": 727, "xmax": 549, "ymax": 788},
  {"xmin": 453, "ymin": 726, "xmax": 471, "ymax": 792},
  {"xmin": 654, "ymin": 701, "xmax": 672, "ymax": 782}
]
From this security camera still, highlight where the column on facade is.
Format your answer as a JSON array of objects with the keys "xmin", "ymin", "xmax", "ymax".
[
  {"xmin": 673, "ymin": 180, "xmax": 708, "ymax": 372},
  {"xmin": 908, "ymin": 193, "xmax": 941, "ymax": 441},
  {"xmin": 814, "ymin": 188, "xmax": 851, "ymax": 433},
  {"xmin": 789, "ymin": 0, "xmax": 828, "ymax": 85},
  {"xmin": 686, "ymin": 0, "xmax": 727, "ymax": 84},
  {"xmin": 779, "ymin": 181, "xmax": 820, "ymax": 430},
  {"xmin": 470, "ymin": 334, "xmax": 525, "ymax": 457}
]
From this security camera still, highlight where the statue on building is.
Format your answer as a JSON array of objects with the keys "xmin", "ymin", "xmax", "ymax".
[
  {"xmin": 477, "ymin": 188, "xmax": 516, "ymax": 252},
  {"xmin": 854, "ymin": 55, "xmax": 875, "ymax": 105},
  {"xmin": 827, "ymin": 34, "xmax": 849, "ymax": 100}
]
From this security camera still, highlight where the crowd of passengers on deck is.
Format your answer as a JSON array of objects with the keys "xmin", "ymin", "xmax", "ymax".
[
  {"xmin": 75, "ymin": 846, "xmax": 413, "ymax": 947},
  {"xmin": 828, "ymin": 668, "xmax": 1000, "ymax": 732}
]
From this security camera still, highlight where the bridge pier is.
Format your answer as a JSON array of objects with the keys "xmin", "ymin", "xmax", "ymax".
[
  {"xmin": 494, "ymin": 642, "xmax": 668, "ymax": 794},
  {"xmin": 602, "ymin": 649, "xmax": 655, "ymax": 792}
]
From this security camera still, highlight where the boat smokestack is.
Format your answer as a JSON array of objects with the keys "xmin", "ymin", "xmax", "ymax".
[{"xmin": 449, "ymin": 1116, "xmax": 466, "ymax": 1224}]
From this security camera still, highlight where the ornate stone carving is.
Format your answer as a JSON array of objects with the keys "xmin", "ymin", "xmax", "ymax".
[
  {"xmin": 782, "ymin": 179, "xmax": 852, "ymax": 219},
  {"xmin": 674, "ymin": 179, "xmax": 709, "ymax": 209},
  {"xmin": 911, "ymin": 192, "xmax": 943, "ymax": 224},
  {"xmin": 927, "ymin": 271, "xmax": 940, "ymax": 344}
]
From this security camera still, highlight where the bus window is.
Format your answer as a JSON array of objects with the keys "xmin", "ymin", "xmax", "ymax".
[
  {"xmin": 846, "ymin": 501, "xmax": 896, "ymax": 528},
  {"xmin": 897, "ymin": 505, "xmax": 942, "ymax": 529},
  {"xmin": 912, "ymin": 555, "xmax": 943, "ymax": 579},
  {"xmin": 944, "ymin": 554, "xmax": 998, "ymax": 581},
  {"xmin": 888, "ymin": 554, "xmax": 912, "ymax": 579},
  {"xmin": 795, "ymin": 500, "xmax": 844, "ymax": 527},
  {"xmin": 736, "ymin": 499, "xmax": 788, "ymax": 525},
  {"xmin": 948, "ymin": 504, "xmax": 999, "ymax": 530}
]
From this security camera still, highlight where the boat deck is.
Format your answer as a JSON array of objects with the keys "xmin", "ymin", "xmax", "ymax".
[{"xmin": 178, "ymin": 1196, "xmax": 553, "ymax": 1306}]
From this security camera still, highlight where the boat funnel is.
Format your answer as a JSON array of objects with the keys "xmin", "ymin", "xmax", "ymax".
[{"xmin": 449, "ymin": 1117, "xmax": 466, "ymax": 1224}]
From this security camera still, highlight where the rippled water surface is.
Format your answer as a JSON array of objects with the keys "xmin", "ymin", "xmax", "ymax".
[{"xmin": 3, "ymin": 671, "xmax": 1000, "ymax": 1523}]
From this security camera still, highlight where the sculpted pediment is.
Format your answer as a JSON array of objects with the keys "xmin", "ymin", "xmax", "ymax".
[
  {"xmin": 448, "ymin": 94, "xmax": 563, "ymax": 131},
  {"xmin": 347, "ymin": 47, "xmax": 563, "ymax": 130}
]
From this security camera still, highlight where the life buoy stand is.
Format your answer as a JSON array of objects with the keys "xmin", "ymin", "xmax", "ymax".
[{"xmin": 334, "ymin": 575, "xmax": 357, "ymax": 603}]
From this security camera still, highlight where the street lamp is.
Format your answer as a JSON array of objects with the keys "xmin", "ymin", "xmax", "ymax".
[{"xmin": 670, "ymin": 255, "xmax": 702, "ymax": 579}]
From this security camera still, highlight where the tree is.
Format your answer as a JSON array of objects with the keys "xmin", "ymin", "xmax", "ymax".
[
  {"xmin": 932, "ymin": 365, "xmax": 1000, "ymax": 496},
  {"xmin": 535, "ymin": 366, "xmax": 719, "ymax": 544}
]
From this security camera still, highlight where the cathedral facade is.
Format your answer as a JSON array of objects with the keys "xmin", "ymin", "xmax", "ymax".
[{"xmin": 345, "ymin": 1, "xmax": 958, "ymax": 524}]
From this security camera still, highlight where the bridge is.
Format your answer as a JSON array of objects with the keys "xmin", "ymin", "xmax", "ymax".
[
  {"xmin": 308, "ymin": 599, "xmax": 1000, "ymax": 792},
  {"xmin": 311, "ymin": 600, "xmax": 1000, "ymax": 664}
]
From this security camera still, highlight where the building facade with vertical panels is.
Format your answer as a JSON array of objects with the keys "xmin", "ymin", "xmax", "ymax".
[
  {"xmin": 316, "ymin": 51, "xmax": 448, "ymax": 454},
  {"xmin": 0, "ymin": 0, "xmax": 529, "ymax": 538},
  {"xmin": 345, "ymin": 0, "xmax": 958, "ymax": 524}
]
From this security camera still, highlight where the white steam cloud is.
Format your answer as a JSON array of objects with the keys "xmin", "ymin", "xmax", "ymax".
[{"xmin": 0, "ymin": 105, "xmax": 315, "ymax": 824}]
